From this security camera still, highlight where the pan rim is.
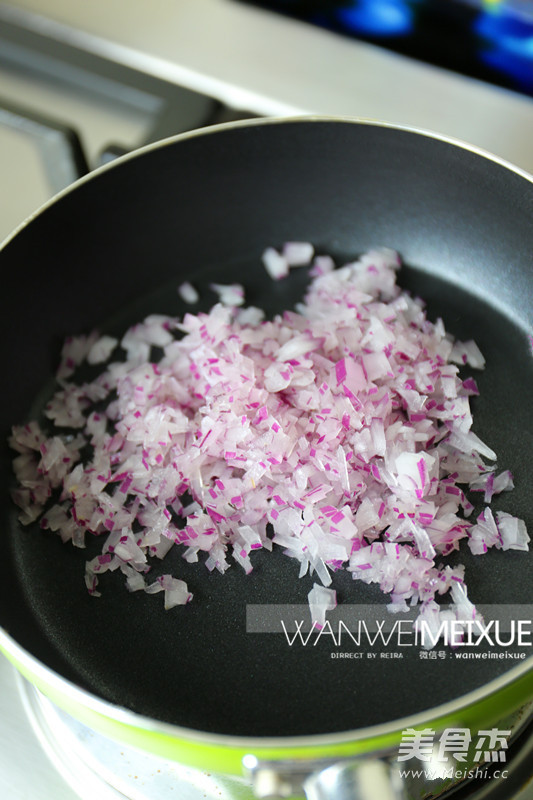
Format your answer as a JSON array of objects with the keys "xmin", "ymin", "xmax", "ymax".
[
  {"xmin": 1, "ymin": 113, "xmax": 532, "ymax": 749},
  {"xmin": 2, "ymin": 113, "xmax": 533, "ymax": 258},
  {"xmin": 2, "ymin": 621, "xmax": 532, "ymax": 749}
]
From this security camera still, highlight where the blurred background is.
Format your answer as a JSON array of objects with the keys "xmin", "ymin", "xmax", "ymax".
[{"xmin": 0, "ymin": 0, "xmax": 533, "ymax": 242}]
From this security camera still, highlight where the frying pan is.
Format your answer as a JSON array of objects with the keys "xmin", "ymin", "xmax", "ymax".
[{"xmin": 0, "ymin": 117, "xmax": 532, "ymax": 797}]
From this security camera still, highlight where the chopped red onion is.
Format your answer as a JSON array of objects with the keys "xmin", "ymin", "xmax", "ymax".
[
  {"xmin": 209, "ymin": 282, "xmax": 245, "ymax": 307},
  {"xmin": 282, "ymin": 241, "xmax": 315, "ymax": 267},
  {"xmin": 262, "ymin": 247, "xmax": 289, "ymax": 280},
  {"xmin": 178, "ymin": 281, "xmax": 199, "ymax": 304},
  {"xmin": 57, "ymin": 332, "xmax": 100, "ymax": 380},
  {"xmin": 9, "ymin": 245, "xmax": 529, "ymax": 634},
  {"xmin": 308, "ymin": 584, "xmax": 337, "ymax": 629},
  {"xmin": 87, "ymin": 335, "xmax": 118, "ymax": 365}
]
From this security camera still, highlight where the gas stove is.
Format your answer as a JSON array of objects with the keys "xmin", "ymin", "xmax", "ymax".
[{"xmin": 1, "ymin": 2, "xmax": 533, "ymax": 798}]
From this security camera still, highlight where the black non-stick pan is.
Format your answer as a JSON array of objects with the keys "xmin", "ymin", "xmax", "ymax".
[{"xmin": 0, "ymin": 118, "xmax": 531, "ymax": 783}]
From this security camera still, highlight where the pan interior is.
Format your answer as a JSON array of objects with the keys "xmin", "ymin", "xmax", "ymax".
[{"xmin": 4, "ymin": 253, "xmax": 532, "ymax": 738}]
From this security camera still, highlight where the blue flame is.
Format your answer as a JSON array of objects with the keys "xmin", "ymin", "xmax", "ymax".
[
  {"xmin": 474, "ymin": 8, "xmax": 533, "ymax": 89},
  {"xmin": 335, "ymin": 0, "xmax": 415, "ymax": 38}
]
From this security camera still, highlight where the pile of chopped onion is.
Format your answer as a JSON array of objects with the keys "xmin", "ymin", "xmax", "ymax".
[{"xmin": 10, "ymin": 246, "xmax": 528, "ymax": 632}]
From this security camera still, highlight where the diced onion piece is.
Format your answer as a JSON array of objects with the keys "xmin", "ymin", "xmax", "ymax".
[
  {"xmin": 87, "ymin": 335, "xmax": 118, "ymax": 364},
  {"xmin": 210, "ymin": 283, "xmax": 245, "ymax": 307},
  {"xmin": 282, "ymin": 241, "xmax": 314, "ymax": 267},
  {"xmin": 178, "ymin": 281, "xmax": 199, "ymax": 304},
  {"xmin": 308, "ymin": 583, "xmax": 337, "ymax": 629},
  {"xmin": 497, "ymin": 511, "xmax": 530, "ymax": 552},
  {"xmin": 262, "ymin": 247, "xmax": 289, "ymax": 280}
]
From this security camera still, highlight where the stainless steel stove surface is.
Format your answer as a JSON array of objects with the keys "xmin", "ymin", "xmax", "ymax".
[
  {"xmin": 15, "ymin": 661, "xmax": 253, "ymax": 800},
  {"xmin": 1, "ymin": 1, "xmax": 533, "ymax": 798}
]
